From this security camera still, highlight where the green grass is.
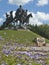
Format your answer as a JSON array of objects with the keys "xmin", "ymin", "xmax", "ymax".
[
  {"xmin": 0, "ymin": 30, "xmax": 49, "ymax": 65},
  {"xmin": 0, "ymin": 30, "xmax": 49, "ymax": 45},
  {"xmin": 0, "ymin": 54, "xmax": 41, "ymax": 65}
]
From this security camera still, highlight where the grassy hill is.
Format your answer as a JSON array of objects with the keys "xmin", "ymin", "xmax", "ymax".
[
  {"xmin": 0, "ymin": 30, "xmax": 49, "ymax": 46},
  {"xmin": 0, "ymin": 30, "xmax": 49, "ymax": 65}
]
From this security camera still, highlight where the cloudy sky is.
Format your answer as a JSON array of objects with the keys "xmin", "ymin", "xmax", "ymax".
[{"xmin": 0, "ymin": 0, "xmax": 49, "ymax": 25}]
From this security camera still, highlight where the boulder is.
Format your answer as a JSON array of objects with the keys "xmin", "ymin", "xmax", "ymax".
[{"xmin": 34, "ymin": 37, "xmax": 46, "ymax": 46}]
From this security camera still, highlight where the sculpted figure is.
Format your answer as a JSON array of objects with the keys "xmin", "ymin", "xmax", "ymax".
[{"xmin": 15, "ymin": 5, "xmax": 23, "ymax": 19}]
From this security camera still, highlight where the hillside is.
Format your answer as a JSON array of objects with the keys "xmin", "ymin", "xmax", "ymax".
[
  {"xmin": 0, "ymin": 30, "xmax": 49, "ymax": 65},
  {"xmin": 0, "ymin": 30, "xmax": 49, "ymax": 45}
]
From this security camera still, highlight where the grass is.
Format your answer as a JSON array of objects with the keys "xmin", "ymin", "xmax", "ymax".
[
  {"xmin": 0, "ymin": 30, "xmax": 49, "ymax": 45},
  {"xmin": 0, "ymin": 30, "xmax": 49, "ymax": 65},
  {"xmin": 0, "ymin": 54, "xmax": 41, "ymax": 65}
]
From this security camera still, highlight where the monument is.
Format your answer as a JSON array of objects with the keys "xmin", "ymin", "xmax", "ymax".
[{"xmin": 1, "ymin": 5, "xmax": 32, "ymax": 30}]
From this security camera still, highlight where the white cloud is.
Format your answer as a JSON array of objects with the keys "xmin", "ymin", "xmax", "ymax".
[
  {"xmin": 37, "ymin": 0, "xmax": 49, "ymax": 6},
  {"xmin": 28, "ymin": 11, "xmax": 49, "ymax": 25},
  {"xmin": 8, "ymin": 0, "xmax": 33, "ymax": 6},
  {"xmin": 0, "ymin": 18, "xmax": 4, "ymax": 25},
  {"xmin": 29, "ymin": 17, "xmax": 43, "ymax": 25},
  {"xmin": 12, "ymin": 11, "xmax": 16, "ymax": 18},
  {"xmin": 36, "ymin": 12, "xmax": 49, "ymax": 20},
  {"xmin": 0, "ymin": 18, "xmax": 3, "ymax": 22},
  {"xmin": 28, "ymin": 12, "xmax": 43, "ymax": 25}
]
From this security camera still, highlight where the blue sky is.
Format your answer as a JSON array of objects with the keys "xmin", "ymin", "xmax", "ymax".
[{"xmin": 0, "ymin": 0, "xmax": 49, "ymax": 25}]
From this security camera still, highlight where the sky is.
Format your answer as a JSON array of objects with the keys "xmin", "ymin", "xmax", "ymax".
[{"xmin": 0, "ymin": 0, "xmax": 49, "ymax": 25}]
